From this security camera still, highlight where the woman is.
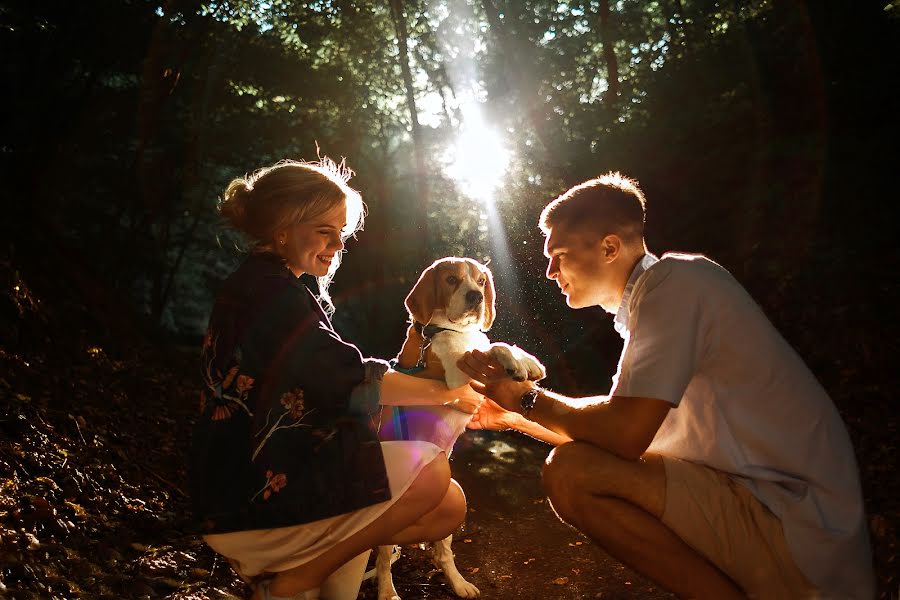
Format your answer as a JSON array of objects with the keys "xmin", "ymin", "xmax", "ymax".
[{"xmin": 191, "ymin": 158, "xmax": 481, "ymax": 600}]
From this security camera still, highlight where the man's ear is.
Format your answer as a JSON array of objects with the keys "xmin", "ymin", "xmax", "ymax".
[
  {"xmin": 405, "ymin": 263, "xmax": 437, "ymax": 324},
  {"xmin": 600, "ymin": 234, "xmax": 622, "ymax": 263}
]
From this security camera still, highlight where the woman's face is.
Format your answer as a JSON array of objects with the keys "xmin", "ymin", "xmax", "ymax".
[{"xmin": 278, "ymin": 201, "xmax": 347, "ymax": 277}]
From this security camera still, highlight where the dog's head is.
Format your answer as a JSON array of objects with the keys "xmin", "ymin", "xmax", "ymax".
[{"xmin": 405, "ymin": 257, "xmax": 495, "ymax": 332}]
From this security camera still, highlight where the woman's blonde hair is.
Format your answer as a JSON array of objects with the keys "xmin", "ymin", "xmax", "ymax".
[{"xmin": 219, "ymin": 157, "xmax": 365, "ymax": 314}]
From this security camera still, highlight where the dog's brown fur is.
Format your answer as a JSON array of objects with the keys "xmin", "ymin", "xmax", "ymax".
[{"xmin": 394, "ymin": 257, "xmax": 495, "ymax": 381}]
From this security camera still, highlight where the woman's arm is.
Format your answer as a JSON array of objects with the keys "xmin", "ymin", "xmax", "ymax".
[{"xmin": 379, "ymin": 370, "xmax": 483, "ymax": 414}]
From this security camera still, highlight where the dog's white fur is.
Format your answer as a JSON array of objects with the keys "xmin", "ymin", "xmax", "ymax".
[{"xmin": 375, "ymin": 258, "xmax": 545, "ymax": 600}]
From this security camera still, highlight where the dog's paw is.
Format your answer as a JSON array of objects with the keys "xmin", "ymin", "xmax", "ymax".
[
  {"xmin": 487, "ymin": 343, "xmax": 546, "ymax": 382},
  {"xmin": 487, "ymin": 343, "xmax": 527, "ymax": 381},
  {"xmin": 448, "ymin": 577, "xmax": 480, "ymax": 598},
  {"xmin": 519, "ymin": 353, "xmax": 547, "ymax": 382}
]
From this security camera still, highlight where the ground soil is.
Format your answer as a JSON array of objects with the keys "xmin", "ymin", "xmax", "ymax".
[{"xmin": 357, "ymin": 430, "xmax": 673, "ymax": 600}]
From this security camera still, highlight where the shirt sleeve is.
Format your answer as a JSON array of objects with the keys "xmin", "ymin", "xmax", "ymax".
[
  {"xmin": 611, "ymin": 264, "xmax": 700, "ymax": 406},
  {"xmin": 348, "ymin": 358, "xmax": 391, "ymax": 416}
]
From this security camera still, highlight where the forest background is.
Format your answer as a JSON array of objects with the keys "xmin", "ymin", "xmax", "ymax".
[{"xmin": 1, "ymin": 0, "xmax": 898, "ymax": 598}]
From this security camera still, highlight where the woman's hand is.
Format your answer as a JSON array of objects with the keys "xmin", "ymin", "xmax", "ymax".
[
  {"xmin": 443, "ymin": 384, "xmax": 484, "ymax": 414},
  {"xmin": 467, "ymin": 398, "xmax": 520, "ymax": 431}
]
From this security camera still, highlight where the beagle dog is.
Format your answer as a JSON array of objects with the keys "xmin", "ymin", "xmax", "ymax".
[{"xmin": 375, "ymin": 257, "xmax": 545, "ymax": 600}]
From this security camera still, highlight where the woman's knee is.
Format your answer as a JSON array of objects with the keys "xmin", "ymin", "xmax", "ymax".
[
  {"xmin": 440, "ymin": 479, "xmax": 467, "ymax": 526},
  {"xmin": 403, "ymin": 452, "xmax": 451, "ymax": 509},
  {"xmin": 422, "ymin": 479, "xmax": 467, "ymax": 541}
]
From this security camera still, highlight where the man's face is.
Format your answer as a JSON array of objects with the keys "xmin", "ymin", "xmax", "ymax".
[{"xmin": 544, "ymin": 224, "xmax": 611, "ymax": 310}]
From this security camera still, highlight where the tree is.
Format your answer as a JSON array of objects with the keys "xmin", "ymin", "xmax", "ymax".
[
  {"xmin": 596, "ymin": 0, "xmax": 620, "ymax": 104},
  {"xmin": 389, "ymin": 0, "xmax": 430, "ymax": 266}
]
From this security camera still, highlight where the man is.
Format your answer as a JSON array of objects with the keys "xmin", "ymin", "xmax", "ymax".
[{"xmin": 458, "ymin": 173, "xmax": 873, "ymax": 599}]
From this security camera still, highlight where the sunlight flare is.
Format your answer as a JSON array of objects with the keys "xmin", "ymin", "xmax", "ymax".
[{"xmin": 442, "ymin": 107, "xmax": 511, "ymax": 202}]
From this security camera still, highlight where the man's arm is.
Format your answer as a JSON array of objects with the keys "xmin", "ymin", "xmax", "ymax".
[
  {"xmin": 528, "ymin": 387, "xmax": 670, "ymax": 460},
  {"xmin": 459, "ymin": 350, "xmax": 671, "ymax": 461},
  {"xmin": 467, "ymin": 398, "xmax": 572, "ymax": 446}
]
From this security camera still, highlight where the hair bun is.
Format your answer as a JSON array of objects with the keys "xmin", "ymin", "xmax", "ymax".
[{"xmin": 219, "ymin": 178, "xmax": 252, "ymax": 231}]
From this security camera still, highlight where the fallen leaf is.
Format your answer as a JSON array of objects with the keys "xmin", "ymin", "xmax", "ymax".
[
  {"xmin": 24, "ymin": 532, "xmax": 40, "ymax": 550},
  {"xmin": 552, "ymin": 577, "xmax": 569, "ymax": 585}
]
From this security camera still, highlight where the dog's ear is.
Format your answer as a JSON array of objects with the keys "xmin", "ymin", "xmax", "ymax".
[
  {"xmin": 480, "ymin": 264, "xmax": 496, "ymax": 331},
  {"xmin": 405, "ymin": 263, "xmax": 438, "ymax": 324}
]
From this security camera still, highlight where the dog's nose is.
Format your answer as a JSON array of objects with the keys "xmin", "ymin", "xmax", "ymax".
[{"xmin": 465, "ymin": 290, "xmax": 483, "ymax": 306}]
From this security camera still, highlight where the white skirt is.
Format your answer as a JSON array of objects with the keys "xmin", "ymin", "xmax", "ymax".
[{"xmin": 203, "ymin": 440, "xmax": 442, "ymax": 579}]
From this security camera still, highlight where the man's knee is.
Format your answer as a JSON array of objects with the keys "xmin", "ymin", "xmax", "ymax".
[
  {"xmin": 542, "ymin": 442, "xmax": 662, "ymax": 521},
  {"xmin": 542, "ymin": 442, "xmax": 598, "ymax": 519}
]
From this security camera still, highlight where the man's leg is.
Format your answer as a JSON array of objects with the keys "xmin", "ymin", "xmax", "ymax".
[{"xmin": 542, "ymin": 442, "xmax": 744, "ymax": 599}]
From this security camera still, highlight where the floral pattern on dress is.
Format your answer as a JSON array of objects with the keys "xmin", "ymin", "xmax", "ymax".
[
  {"xmin": 252, "ymin": 388, "xmax": 316, "ymax": 461},
  {"xmin": 252, "ymin": 470, "xmax": 288, "ymax": 502},
  {"xmin": 201, "ymin": 333, "xmax": 254, "ymax": 421}
]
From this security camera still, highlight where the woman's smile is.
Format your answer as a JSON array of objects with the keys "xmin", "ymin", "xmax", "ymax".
[{"xmin": 279, "ymin": 201, "xmax": 348, "ymax": 277}]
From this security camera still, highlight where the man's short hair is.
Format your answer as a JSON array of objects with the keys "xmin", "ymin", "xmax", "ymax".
[{"xmin": 539, "ymin": 172, "xmax": 646, "ymax": 242}]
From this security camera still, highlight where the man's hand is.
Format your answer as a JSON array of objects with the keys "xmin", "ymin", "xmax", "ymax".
[{"xmin": 457, "ymin": 349, "xmax": 531, "ymax": 412}]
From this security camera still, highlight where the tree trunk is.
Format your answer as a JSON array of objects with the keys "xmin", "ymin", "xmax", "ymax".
[
  {"xmin": 388, "ymin": 0, "xmax": 429, "ymax": 265},
  {"xmin": 418, "ymin": 20, "xmax": 459, "ymax": 126},
  {"xmin": 147, "ymin": 21, "xmax": 224, "ymax": 324},
  {"xmin": 597, "ymin": 0, "xmax": 620, "ymax": 104}
]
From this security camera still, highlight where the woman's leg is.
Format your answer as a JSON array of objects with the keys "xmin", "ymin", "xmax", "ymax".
[
  {"xmin": 390, "ymin": 478, "xmax": 466, "ymax": 545},
  {"xmin": 259, "ymin": 452, "xmax": 454, "ymax": 598},
  {"xmin": 318, "ymin": 550, "xmax": 372, "ymax": 600}
]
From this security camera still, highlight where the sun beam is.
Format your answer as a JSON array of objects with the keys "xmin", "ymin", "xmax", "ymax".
[{"xmin": 442, "ymin": 107, "xmax": 511, "ymax": 203}]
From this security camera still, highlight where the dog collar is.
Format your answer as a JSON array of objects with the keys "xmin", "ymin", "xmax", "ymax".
[
  {"xmin": 412, "ymin": 321, "xmax": 457, "ymax": 368},
  {"xmin": 413, "ymin": 321, "xmax": 457, "ymax": 339}
]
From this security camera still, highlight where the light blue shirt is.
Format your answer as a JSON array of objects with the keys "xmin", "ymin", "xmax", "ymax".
[
  {"xmin": 611, "ymin": 252, "xmax": 873, "ymax": 599},
  {"xmin": 613, "ymin": 252, "xmax": 659, "ymax": 340}
]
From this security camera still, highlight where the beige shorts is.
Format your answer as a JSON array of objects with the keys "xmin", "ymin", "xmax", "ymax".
[
  {"xmin": 204, "ymin": 440, "xmax": 442, "ymax": 580},
  {"xmin": 661, "ymin": 456, "xmax": 818, "ymax": 599}
]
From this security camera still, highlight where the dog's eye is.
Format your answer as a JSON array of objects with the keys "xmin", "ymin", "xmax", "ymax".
[
  {"xmin": 445, "ymin": 275, "xmax": 459, "ymax": 285},
  {"xmin": 477, "ymin": 277, "xmax": 486, "ymax": 286}
]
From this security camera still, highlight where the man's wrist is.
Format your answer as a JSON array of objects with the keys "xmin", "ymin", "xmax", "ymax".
[{"xmin": 519, "ymin": 385, "xmax": 541, "ymax": 419}]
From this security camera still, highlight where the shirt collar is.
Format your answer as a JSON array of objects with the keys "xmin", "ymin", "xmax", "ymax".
[{"xmin": 613, "ymin": 252, "xmax": 659, "ymax": 339}]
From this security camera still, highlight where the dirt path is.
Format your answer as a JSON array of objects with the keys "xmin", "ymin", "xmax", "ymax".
[{"xmin": 359, "ymin": 430, "xmax": 674, "ymax": 600}]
